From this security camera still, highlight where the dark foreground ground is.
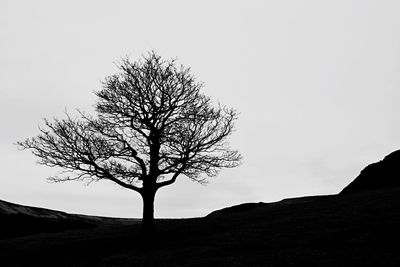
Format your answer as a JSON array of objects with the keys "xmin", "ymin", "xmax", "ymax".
[{"xmin": 1, "ymin": 188, "xmax": 400, "ymax": 266}]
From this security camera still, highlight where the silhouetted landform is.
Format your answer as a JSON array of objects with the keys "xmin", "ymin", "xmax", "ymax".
[
  {"xmin": 207, "ymin": 201, "xmax": 265, "ymax": 216},
  {"xmin": 1, "ymin": 188, "xmax": 400, "ymax": 266},
  {"xmin": 340, "ymin": 149, "xmax": 400, "ymax": 194},
  {"xmin": 0, "ymin": 200, "xmax": 137, "ymax": 239},
  {"xmin": 207, "ymin": 196, "xmax": 333, "ymax": 217}
]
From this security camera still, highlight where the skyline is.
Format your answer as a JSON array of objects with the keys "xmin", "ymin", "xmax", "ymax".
[{"xmin": 1, "ymin": 0, "xmax": 400, "ymax": 218}]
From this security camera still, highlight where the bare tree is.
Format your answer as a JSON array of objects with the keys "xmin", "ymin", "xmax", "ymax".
[{"xmin": 18, "ymin": 51, "xmax": 242, "ymax": 232}]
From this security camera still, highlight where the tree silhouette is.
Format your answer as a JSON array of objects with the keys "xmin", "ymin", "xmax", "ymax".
[{"xmin": 18, "ymin": 51, "xmax": 241, "ymax": 232}]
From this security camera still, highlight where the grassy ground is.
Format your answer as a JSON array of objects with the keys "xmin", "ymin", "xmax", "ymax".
[{"xmin": 1, "ymin": 188, "xmax": 400, "ymax": 266}]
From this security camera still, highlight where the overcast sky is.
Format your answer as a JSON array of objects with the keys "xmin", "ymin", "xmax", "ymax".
[{"xmin": 1, "ymin": 0, "xmax": 400, "ymax": 218}]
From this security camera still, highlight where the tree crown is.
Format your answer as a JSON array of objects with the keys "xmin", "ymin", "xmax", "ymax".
[{"xmin": 19, "ymin": 51, "xmax": 241, "ymax": 192}]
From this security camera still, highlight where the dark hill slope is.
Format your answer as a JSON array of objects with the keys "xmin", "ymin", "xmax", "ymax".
[
  {"xmin": 0, "ymin": 200, "xmax": 108, "ymax": 239},
  {"xmin": 341, "ymin": 149, "xmax": 400, "ymax": 194},
  {"xmin": 1, "ymin": 188, "xmax": 400, "ymax": 266}
]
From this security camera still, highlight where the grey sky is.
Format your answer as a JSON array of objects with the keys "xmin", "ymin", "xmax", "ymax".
[{"xmin": 1, "ymin": 0, "xmax": 400, "ymax": 218}]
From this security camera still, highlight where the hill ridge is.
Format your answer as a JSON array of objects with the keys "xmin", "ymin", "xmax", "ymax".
[{"xmin": 340, "ymin": 149, "xmax": 400, "ymax": 194}]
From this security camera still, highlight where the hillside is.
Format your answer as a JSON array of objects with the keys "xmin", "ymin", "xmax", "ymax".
[
  {"xmin": 341, "ymin": 149, "xmax": 400, "ymax": 194},
  {"xmin": 0, "ymin": 199, "xmax": 135, "ymax": 239},
  {"xmin": 1, "ymin": 188, "xmax": 400, "ymax": 266}
]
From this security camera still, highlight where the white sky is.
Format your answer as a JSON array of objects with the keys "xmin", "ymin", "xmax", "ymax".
[{"xmin": 1, "ymin": 0, "xmax": 400, "ymax": 218}]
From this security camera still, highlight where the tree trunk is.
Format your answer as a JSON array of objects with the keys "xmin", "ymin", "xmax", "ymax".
[{"xmin": 141, "ymin": 188, "xmax": 156, "ymax": 234}]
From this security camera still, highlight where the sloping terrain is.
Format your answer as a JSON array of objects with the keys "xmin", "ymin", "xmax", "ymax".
[
  {"xmin": 341, "ymin": 149, "xmax": 400, "ymax": 194},
  {"xmin": 1, "ymin": 188, "xmax": 400, "ymax": 266},
  {"xmin": 0, "ymin": 199, "xmax": 127, "ymax": 239}
]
